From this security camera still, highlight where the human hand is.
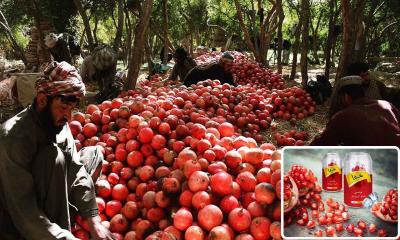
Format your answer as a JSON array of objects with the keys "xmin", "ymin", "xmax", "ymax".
[{"xmin": 86, "ymin": 216, "xmax": 115, "ymax": 240}]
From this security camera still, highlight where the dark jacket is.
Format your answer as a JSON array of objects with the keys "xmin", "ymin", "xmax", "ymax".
[
  {"xmin": 49, "ymin": 39, "xmax": 72, "ymax": 64},
  {"xmin": 184, "ymin": 62, "xmax": 236, "ymax": 87},
  {"xmin": 168, "ymin": 58, "xmax": 197, "ymax": 81},
  {"xmin": 0, "ymin": 106, "xmax": 97, "ymax": 240},
  {"xmin": 311, "ymin": 98, "xmax": 400, "ymax": 146}
]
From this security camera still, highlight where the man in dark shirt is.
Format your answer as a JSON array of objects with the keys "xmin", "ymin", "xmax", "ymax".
[
  {"xmin": 184, "ymin": 52, "xmax": 236, "ymax": 87},
  {"xmin": 329, "ymin": 62, "xmax": 400, "ymax": 117},
  {"xmin": 167, "ymin": 48, "xmax": 197, "ymax": 82},
  {"xmin": 311, "ymin": 76, "xmax": 400, "ymax": 146},
  {"xmin": 45, "ymin": 33, "xmax": 72, "ymax": 64}
]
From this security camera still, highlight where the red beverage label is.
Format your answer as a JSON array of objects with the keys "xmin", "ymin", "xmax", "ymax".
[
  {"xmin": 322, "ymin": 166, "xmax": 342, "ymax": 191},
  {"xmin": 344, "ymin": 172, "xmax": 372, "ymax": 207}
]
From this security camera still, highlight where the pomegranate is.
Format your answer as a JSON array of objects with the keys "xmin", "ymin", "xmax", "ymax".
[
  {"xmin": 188, "ymin": 171, "xmax": 209, "ymax": 192},
  {"xmin": 185, "ymin": 225, "xmax": 205, "ymax": 240},
  {"xmin": 208, "ymin": 226, "xmax": 231, "ymax": 240},
  {"xmin": 283, "ymin": 175, "xmax": 299, "ymax": 213},
  {"xmin": 250, "ymin": 217, "xmax": 271, "ymax": 240},
  {"xmin": 371, "ymin": 188, "xmax": 398, "ymax": 222},
  {"xmin": 173, "ymin": 208, "xmax": 193, "ymax": 231},
  {"xmin": 236, "ymin": 171, "xmax": 257, "ymax": 192},
  {"xmin": 255, "ymin": 182, "xmax": 276, "ymax": 204},
  {"xmin": 228, "ymin": 208, "xmax": 252, "ymax": 232},
  {"xmin": 110, "ymin": 214, "xmax": 129, "ymax": 234},
  {"xmin": 220, "ymin": 195, "xmax": 240, "ymax": 213},
  {"xmin": 198, "ymin": 205, "xmax": 223, "ymax": 231},
  {"xmin": 210, "ymin": 172, "xmax": 233, "ymax": 196},
  {"xmin": 121, "ymin": 201, "xmax": 139, "ymax": 220}
]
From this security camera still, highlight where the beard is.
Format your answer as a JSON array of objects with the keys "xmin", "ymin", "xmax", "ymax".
[{"xmin": 38, "ymin": 103, "xmax": 65, "ymax": 137}]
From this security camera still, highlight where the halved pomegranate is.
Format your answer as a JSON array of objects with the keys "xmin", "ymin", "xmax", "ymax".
[
  {"xmin": 284, "ymin": 175, "xmax": 299, "ymax": 213},
  {"xmin": 288, "ymin": 165, "xmax": 317, "ymax": 196},
  {"xmin": 371, "ymin": 188, "xmax": 398, "ymax": 223}
]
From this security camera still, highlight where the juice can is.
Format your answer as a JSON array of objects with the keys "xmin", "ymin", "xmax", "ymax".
[
  {"xmin": 322, "ymin": 153, "xmax": 342, "ymax": 191},
  {"xmin": 344, "ymin": 152, "xmax": 373, "ymax": 207}
]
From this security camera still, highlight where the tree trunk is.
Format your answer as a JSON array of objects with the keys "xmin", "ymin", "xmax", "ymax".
[
  {"xmin": 93, "ymin": 14, "xmax": 99, "ymax": 45},
  {"xmin": 336, "ymin": 0, "xmax": 366, "ymax": 80},
  {"xmin": 73, "ymin": 0, "xmax": 94, "ymax": 51},
  {"xmin": 300, "ymin": 0, "xmax": 310, "ymax": 87},
  {"xmin": 113, "ymin": 0, "xmax": 124, "ymax": 51},
  {"xmin": 162, "ymin": 0, "xmax": 168, "ymax": 64},
  {"xmin": 124, "ymin": 7, "xmax": 133, "ymax": 66},
  {"xmin": 145, "ymin": 34, "xmax": 153, "ymax": 76},
  {"xmin": 310, "ymin": 10, "xmax": 323, "ymax": 64},
  {"xmin": 0, "ymin": 10, "xmax": 27, "ymax": 65},
  {"xmin": 290, "ymin": 23, "xmax": 301, "ymax": 80},
  {"xmin": 30, "ymin": 0, "xmax": 50, "ymax": 67},
  {"xmin": 233, "ymin": 0, "xmax": 258, "ymax": 60},
  {"xmin": 276, "ymin": 0, "xmax": 284, "ymax": 74},
  {"xmin": 125, "ymin": 0, "xmax": 153, "ymax": 90},
  {"xmin": 324, "ymin": 0, "xmax": 335, "ymax": 79}
]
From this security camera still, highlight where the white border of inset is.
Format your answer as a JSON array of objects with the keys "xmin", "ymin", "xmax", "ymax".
[{"xmin": 280, "ymin": 146, "xmax": 400, "ymax": 240}]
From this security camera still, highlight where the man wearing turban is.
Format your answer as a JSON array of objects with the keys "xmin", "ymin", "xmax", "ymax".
[{"xmin": 0, "ymin": 62, "xmax": 114, "ymax": 239}]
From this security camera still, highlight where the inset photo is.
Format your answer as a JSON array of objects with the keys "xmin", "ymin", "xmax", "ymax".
[{"xmin": 281, "ymin": 147, "xmax": 399, "ymax": 239}]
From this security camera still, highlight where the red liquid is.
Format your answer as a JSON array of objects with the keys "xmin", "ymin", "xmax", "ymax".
[
  {"xmin": 344, "ymin": 174, "xmax": 372, "ymax": 207},
  {"xmin": 322, "ymin": 168, "xmax": 342, "ymax": 191}
]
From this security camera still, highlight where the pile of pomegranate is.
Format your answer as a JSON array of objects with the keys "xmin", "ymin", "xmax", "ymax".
[
  {"xmin": 284, "ymin": 164, "xmax": 395, "ymax": 238},
  {"xmin": 69, "ymin": 80, "xmax": 290, "ymax": 239}
]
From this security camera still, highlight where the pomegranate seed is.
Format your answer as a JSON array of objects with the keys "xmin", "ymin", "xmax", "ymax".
[
  {"xmin": 357, "ymin": 220, "xmax": 366, "ymax": 230},
  {"xmin": 353, "ymin": 227, "xmax": 363, "ymax": 237},
  {"xmin": 312, "ymin": 210, "xmax": 319, "ymax": 218},
  {"xmin": 368, "ymin": 223, "xmax": 377, "ymax": 233},
  {"xmin": 306, "ymin": 220, "xmax": 316, "ymax": 229},
  {"xmin": 335, "ymin": 223, "xmax": 344, "ymax": 232},
  {"xmin": 334, "ymin": 210, "xmax": 342, "ymax": 216},
  {"xmin": 314, "ymin": 229, "xmax": 323, "ymax": 237},
  {"xmin": 296, "ymin": 219, "xmax": 306, "ymax": 226},
  {"xmin": 326, "ymin": 207, "xmax": 333, "ymax": 213},
  {"xmin": 302, "ymin": 213, "xmax": 309, "ymax": 221},
  {"xmin": 326, "ymin": 212, "xmax": 333, "ymax": 218},
  {"xmin": 346, "ymin": 223, "xmax": 354, "ymax": 233},
  {"xmin": 326, "ymin": 217, "xmax": 333, "ymax": 225},
  {"xmin": 326, "ymin": 197, "xmax": 334, "ymax": 205},
  {"xmin": 301, "ymin": 198, "xmax": 309, "ymax": 206},
  {"xmin": 311, "ymin": 202, "xmax": 318, "ymax": 210},
  {"xmin": 378, "ymin": 229, "xmax": 387, "ymax": 237},
  {"xmin": 325, "ymin": 226, "xmax": 335, "ymax": 236},
  {"xmin": 305, "ymin": 193, "xmax": 311, "ymax": 200},
  {"xmin": 332, "ymin": 202, "xmax": 339, "ymax": 209},
  {"xmin": 333, "ymin": 216, "xmax": 344, "ymax": 223},
  {"xmin": 318, "ymin": 202, "xmax": 325, "ymax": 211},
  {"xmin": 318, "ymin": 216, "xmax": 327, "ymax": 225},
  {"xmin": 314, "ymin": 184, "xmax": 322, "ymax": 193},
  {"xmin": 313, "ymin": 193, "xmax": 322, "ymax": 202},
  {"xmin": 342, "ymin": 212, "xmax": 349, "ymax": 220}
]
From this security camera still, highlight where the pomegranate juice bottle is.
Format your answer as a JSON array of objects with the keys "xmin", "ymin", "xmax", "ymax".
[
  {"xmin": 344, "ymin": 152, "xmax": 373, "ymax": 207},
  {"xmin": 322, "ymin": 153, "xmax": 342, "ymax": 191}
]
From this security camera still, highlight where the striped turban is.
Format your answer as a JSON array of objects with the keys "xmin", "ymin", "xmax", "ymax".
[{"xmin": 35, "ymin": 61, "xmax": 86, "ymax": 98}]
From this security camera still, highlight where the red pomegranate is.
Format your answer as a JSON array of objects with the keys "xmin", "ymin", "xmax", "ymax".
[
  {"xmin": 220, "ymin": 195, "xmax": 240, "ymax": 214},
  {"xmin": 236, "ymin": 171, "xmax": 257, "ymax": 192},
  {"xmin": 105, "ymin": 200, "xmax": 122, "ymax": 218},
  {"xmin": 208, "ymin": 226, "xmax": 231, "ymax": 240},
  {"xmin": 185, "ymin": 225, "xmax": 205, "ymax": 240},
  {"xmin": 109, "ymin": 214, "xmax": 128, "ymax": 234},
  {"xmin": 188, "ymin": 171, "xmax": 209, "ymax": 192},
  {"xmin": 121, "ymin": 201, "xmax": 139, "ymax": 220},
  {"xmin": 112, "ymin": 184, "xmax": 129, "ymax": 201},
  {"xmin": 198, "ymin": 205, "xmax": 223, "ymax": 231},
  {"xmin": 210, "ymin": 172, "xmax": 233, "ymax": 196},
  {"xmin": 173, "ymin": 208, "xmax": 193, "ymax": 231},
  {"xmin": 228, "ymin": 208, "xmax": 252, "ymax": 232},
  {"xmin": 250, "ymin": 217, "xmax": 271, "ymax": 240}
]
